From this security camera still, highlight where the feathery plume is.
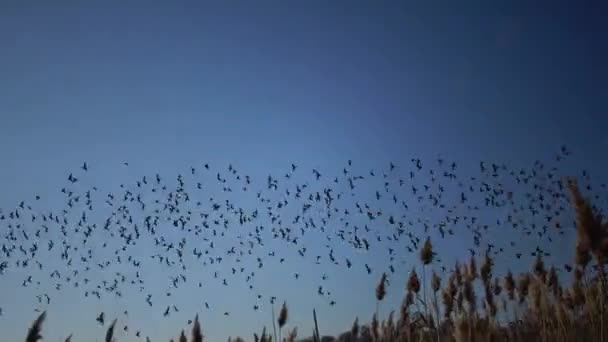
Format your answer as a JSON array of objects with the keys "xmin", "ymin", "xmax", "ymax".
[
  {"xmin": 376, "ymin": 272, "xmax": 387, "ymax": 301},
  {"xmin": 192, "ymin": 314, "xmax": 203, "ymax": 342},
  {"xmin": 420, "ymin": 237, "xmax": 434, "ymax": 265},
  {"xmin": 351, "ymin": 317, "xmax": 359, "ymax": 339},
  {"xmin": 504, "ymin": 271, "xmax": 515, "ymax": 300},
  {"xmin": 407, "ymin": 269, "xmax": 420, "ymax": 294},
  {"xmin": 179, "ymin": 330, "xmax": 187, "ymax": 342},
  {"xmin": 278, "ymin": 302, "xmax": 288, "ymax": 328},
  {"xmin": 480, "ymin": 253, "xmax": 493, "ymax": 284},
  {"xmin": 533, "ymin": 254, "xmax": 547, "ymax": 280},
  {"xmin": 26, "ymin": 311, "xmax": 46, "ymax": 342},
  {"xmin": 517, "ymin": 274, "xmax": 531, "ymax": 304},
  {"xmin": 467, "ymin": 255, "xmax": 477, "ymax": 280},
  {"xmin": 105, "ymin": 319, "xmax": 117, "ymax": 342}
]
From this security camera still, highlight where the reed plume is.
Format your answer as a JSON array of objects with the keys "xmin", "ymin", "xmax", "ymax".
[
  {"xmin": 192, "ymin": 314, "xmax": 203, "ymax": 342},
  {"xmin": 25, "ymin": 311, "xmax": 46, "ymax": 342}
]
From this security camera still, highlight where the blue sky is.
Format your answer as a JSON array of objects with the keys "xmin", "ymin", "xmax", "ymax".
[{"xmin": 0, "ymin": 1, "xmax": 606, "ymax": 341}]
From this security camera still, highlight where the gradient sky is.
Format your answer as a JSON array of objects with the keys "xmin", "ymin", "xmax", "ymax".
[{"xmin": 0, "ymin": 1, "xmax": 607, "ymax": 341}]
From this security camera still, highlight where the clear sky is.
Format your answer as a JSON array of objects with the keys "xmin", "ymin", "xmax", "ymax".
[{"xmin": 0, "ymin": 1, "xmax": 606, "ymax": 341}]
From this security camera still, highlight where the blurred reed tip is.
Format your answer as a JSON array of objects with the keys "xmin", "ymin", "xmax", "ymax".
[
  {"xmin": 504, "ymin": 271, "xmax": 515, "ymax": 301},
  {"xmin": 493, "ymin": 277, "xmax": 502, "ymax": 297},
  {"xmin": 454, "ymin": 262, "xmax": 463, "ymax": 286},
  {"xmin": 420, "ymin": 237, "xmax": 434, "ymax": 265},
  {"xmin": 517, "ymin": 274, "xmax": 531, "ymax": 304},
  {"xmin": 480, "ymin": 253, "xmax": 493, "ymax": 284},
  {"xmin": 568, "ymin": 178, "xmax": 608, "ymax": 266},
  {"xmin": 442, "ymin": 279, "xmax": 456, "ymax": 319},
  {"xmin": 26, "ymin": 310, "xmax": 46, "ymax": 342},
  {"xmin": 376, "ymin": 272, "xmax": 387, "ymax": 301},
  {"xmin": 407, "ymin": 268, "xmax": 420, "ymax": 294},
  {"xmin": 533, "ymin": 254, "xmax": 547, "ymax": 280},
  {"xmin": 463, "ymin": 276, "xmax": 476, "ymax": 312},
  {"xmin": 278, "ymin": 301, "xmax": 288, "ymax": 328},
  {"xmin": 546, "ymin": 266, "xmax": 560, "ymax": 297},
  {"xmin": 192, "ymin": 314, "xmax": 203, "ymax": 342},
  {"xmin": 371, "ymin": 313, "xmax": 379, "ymax": 341},
  {"xmin": 351, "ymin": 317, "xmax": 359, "ymax": 339},
  {"xmin": 105, "ymin": 318, "xmax": 117, "ymax": 342},
  {"xmin": 468, "ymin": 255, "xmax": 478, "ymax": 280}
]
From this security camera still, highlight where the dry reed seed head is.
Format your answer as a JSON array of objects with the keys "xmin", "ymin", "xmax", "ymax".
[
  {"xmin": 351, "ymin": 317, "xmax": 359, "ymax": 338},
  {"xmin": 278, "ymin": 302, "xmax": 288, "ymax": 328},
  {"xmin": 388, "ymin": 310, "xmax": 395, "ymax": 324},
  {"xmin": 529, "ymin": 280, "xmax": 542, "ymax": 313},
  {"xmin": 468, "ymin": 256, "xmax": 477, "ymax": 280},
  {"xmin": 360, "ymin": 325, "xmax": 372, "ymax": 341},
  {"xmin": 443, "ymin": 279, "xmax": 457, "ymax": 309},
  {"xmin": 407, "ymin": 269, "xmax": 421, "ymax": 294},
  {"xmin": 483, "ymin": 282, "xmax": 494, "ymax": 308},
  {"xmin": 371, "ymin": 313, "xmax": 379, "ymax": 340},
  {"xmin": 447, "ymin": 275, "xmax": 458, "ymax": 298},
  {"xmin": 191, "ymin": 314, "xmax": 203, "ymax": 342},
  {"xmin": 533, "ymin": 254, "xmax": 547, "ymax": 280},
  {"xmin": 105, "ymin": 319, "xmax": 117, "ymax": 342},
  {"xmin": 26, "ymin": 311, "xmax": 46, "ymax": 342},
  {"xmin": 442, "ymin": 287, "xmax": 455, "ymax": 319},
  {"xmin": 575, "ymin": 242, "xmax": 592, "ymax": 269},
  {"xmin": 376, "ymin": 272, "xmax": 387, "ymax": 301},
  {"xmin": 454, "ymin": 262, "xmax": 463, "ymax": 286},
  {"xmin": 546, "ymin": 266, "xmax": 557, "ymax": 286},
  {"xmin": 570, "ymin": 179, "xmax": 608, "ymax": 262},
  {"xmin": 431, "ymin": 270, "xmax": 441, "ymax": 292},
  {"xmin": 420, "ymin": 237, "xmax": 434, "ymax": 265},
  {"xmin": 388, "ymin": 322, "xmax": 395, "ymax": 339},
  {"xmin": 493, "ymin": 277, "xmax": 502, "ymax": 296},
  {"xmin": 463, "ymin": 277, "xmax": 476, "ymax": 312},
  {"xmin": 480, "ymin": 253, "xmax": 493, "ymax": 284},
  {"xmin": 546, "ymin": 267, "xmax": 560, "ymax": 297},
  {"xmin": 517, "ymin": 274, "xmax": 531, "ymax": 304},
  {"xmin": 488, "ymin": 299, "xmax": 497, "ymax": 318},
  {"xmin": 456, "ymin": 290, "xmax": 464, "ymax": 312},
  {"xmin": 504, "ymin": 271, "xmax": 515, "ymax": 300}
]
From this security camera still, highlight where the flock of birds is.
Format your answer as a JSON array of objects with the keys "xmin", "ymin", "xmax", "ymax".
[{"xmin": 0, "ymin": 145, "xmax": 606, "ymax": 338}]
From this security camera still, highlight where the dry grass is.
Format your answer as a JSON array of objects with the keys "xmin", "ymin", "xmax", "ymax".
[{"xmin": 22, "ymin": 180, "xmax": 607, "ymax": 341}]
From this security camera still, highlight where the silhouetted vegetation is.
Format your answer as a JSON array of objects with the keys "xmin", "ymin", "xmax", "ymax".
[{"xmin": 23, "ymin": 179, "xmax": 607, "ymax": 341}]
